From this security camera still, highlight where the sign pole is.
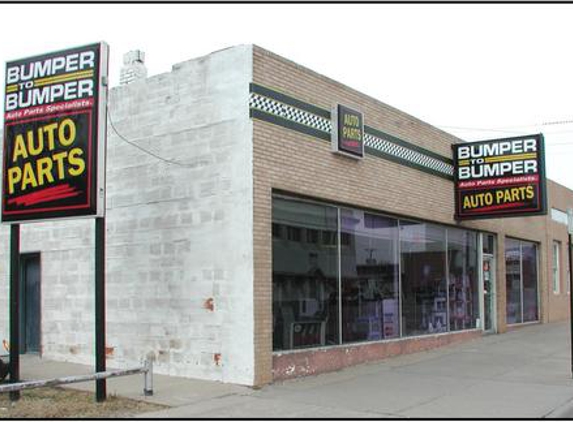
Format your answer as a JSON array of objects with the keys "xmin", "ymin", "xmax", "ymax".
[
  {"xmin": 95, "ymin": 217, "xmax": 106, "ymax": 401},
  {"xmin": 567, "ymin": 208, "xmax": 573, "ymax": 378},
  {"xmin": 9, "ymin": 224, "xmax": 20, "ymax": 401}
]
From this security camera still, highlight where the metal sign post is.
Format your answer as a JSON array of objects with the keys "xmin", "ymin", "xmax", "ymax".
[
  {"xmin": 95, "ymin": 217, "xmax": 106, "ymax": 401},
  {"xmin": 9, "ymin": 224, "xmax": 20, "ymax": 401}
]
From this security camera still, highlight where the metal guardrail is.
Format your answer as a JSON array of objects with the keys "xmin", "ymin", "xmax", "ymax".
[{"xmin": 0, "ymin": 359, "xmax": 153, "ymax": 396}]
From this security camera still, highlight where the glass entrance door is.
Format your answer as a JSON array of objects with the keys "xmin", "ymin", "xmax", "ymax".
[{"xmin": 483, "ymin": 256, "xmax": 495, "ymax": 332}]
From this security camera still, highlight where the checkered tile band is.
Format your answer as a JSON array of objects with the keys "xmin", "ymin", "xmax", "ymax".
[
  {"xmin": 249, "ymin": 93, "xmax": 332, "ymax": 133},
  {"xmin": 364, "ymin": 134, "xmax": 453, "ymax": 176},
  {"xmin": 249, "ymin": 91, "xmax": 454, "ymax": 178}
]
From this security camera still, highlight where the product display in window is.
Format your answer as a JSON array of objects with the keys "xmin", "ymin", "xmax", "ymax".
[{"xmin": 272, "ymin": 196, "xmax": 483, "ymax": 352}]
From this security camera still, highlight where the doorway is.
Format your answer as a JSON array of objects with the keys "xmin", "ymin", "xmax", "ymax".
[
  {"xmin": 482, "ymin": 256, "xmax": 496, "ymax": 333},
  {"xmin": 20, "ymin": 254, "xmax": 41, "ymax": 354}
]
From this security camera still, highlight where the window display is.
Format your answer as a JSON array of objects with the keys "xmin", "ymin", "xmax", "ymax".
[
  {"xmin": 522, "ymin": 242, "xmax": 539, "ymax": 322},
  {"xmin": 272, "ymin": 198, "xmax": 339, "ymax": 351},
  {"xmin": 272, "ymin": 196, "xmax": 482, "ymax": 352},
  {"xmin": 340, "ymin": 209, "xmax": 399, "ymax": 343},
  {"xmin": 448, "ymin": 229, "xmax": 479, "ymax": 331},
  {"xmin": 401, "ymin": 222, "xmax": 447, "ymax": 336},
  {"xmin": 505, "ymin": 238, "xmax": 539, "ymax": 324}
]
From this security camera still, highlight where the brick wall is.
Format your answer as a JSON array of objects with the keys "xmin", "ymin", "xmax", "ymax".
[
  {"xmin": 545, "ymin": 181, "xmax": 573, "ymax": 322},
  {"xmin": 252, "ymin": 45, "xmax": 563, "ymax": 384}
]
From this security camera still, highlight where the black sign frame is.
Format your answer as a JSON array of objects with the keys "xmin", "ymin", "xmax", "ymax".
[
  {"xmin": 2, "ymin": 42, "xmax": 108, "ymax": 223},
  {"xmin": 331, "ymin": 104, "xmax": 364, "ymax": 159},
  {"xmin": 453, "ymin": 133, "xmax": 547, "ymax": 220}
]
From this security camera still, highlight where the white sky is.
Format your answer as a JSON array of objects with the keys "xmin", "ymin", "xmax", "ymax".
[{"xmin": 2, "ymin": 4, "xmax": 573, "ymax": 189}]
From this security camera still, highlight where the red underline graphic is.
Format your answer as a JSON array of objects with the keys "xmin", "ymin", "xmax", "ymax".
[
  {"xmin": 8, "ymin": 184, "xmax": 81, "ymax": 207},
  {"xmin": 465, "ymin": 202, "xmax": 526, "ymax": 213}
]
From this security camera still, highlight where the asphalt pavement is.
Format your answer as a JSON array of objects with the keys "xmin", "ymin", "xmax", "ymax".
[{"xmin": 18, "ymin": 320, "xmax": 573, "ymax": 418}]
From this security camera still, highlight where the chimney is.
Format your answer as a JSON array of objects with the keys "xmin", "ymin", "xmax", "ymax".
[{"xmin": 120, "ymin": 50, "xmax": 147, "ymax": 85}]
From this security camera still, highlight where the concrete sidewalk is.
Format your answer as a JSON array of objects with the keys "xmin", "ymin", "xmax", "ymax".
[{"xmin": 19, "ymin": 321, "xmax": 573, "ymax": 418}]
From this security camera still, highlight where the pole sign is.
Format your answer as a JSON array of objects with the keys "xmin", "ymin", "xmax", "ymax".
[
  {"xmin": 2, "ymin": 42, "xmax": 109, "ymax": 223},
  {"xmin": 332, "ymin": 104, "xmax": 364, "ymax": 159},
  {"xmin": 453, "ymin": 134, "xmax": 547, "ymax": 220}
]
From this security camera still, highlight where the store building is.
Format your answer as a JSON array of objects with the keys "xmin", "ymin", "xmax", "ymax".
[{"xmin": 0, "ymin": 44, "xmax": 572, "ymax": 387}]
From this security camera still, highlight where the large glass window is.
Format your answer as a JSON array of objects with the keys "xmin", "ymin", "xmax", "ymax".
[
  {"xmin": 522, "ymin": 242, "xmax": 539, "ymax": 322},
  {"xmin": 400, "ymin": 222, "xmax": 447, "ymax": 336},
  {"xmin": 505, "ymin": 238, "xmax": 539, "ymax": 325},
  {"xmin": 272, "ymin": 198, "xmax": 339, "ymax": 351},
  {"xmin": 272, "ymin": 196, "xmax": 482, "ymax": 352},
  {"xmin": 448, "ymin": 229, "xmax": 479, "ymax": 331},
  {"xmin": 505, "ymin": 239, "xmax": 522, "ymax": 324},
  {"xmin": 340, "ymin": 209, "xmax": 399, "ymax": 343}
]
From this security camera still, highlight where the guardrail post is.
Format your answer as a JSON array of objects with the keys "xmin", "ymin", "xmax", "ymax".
[{"xmin": 143, "ymin": 358, "xmax": 153, "ymax": 396}]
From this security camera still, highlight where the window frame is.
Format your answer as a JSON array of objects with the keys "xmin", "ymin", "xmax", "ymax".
[{"xmin": 553, "ymin": 240, "xmax": 561, "ymax": 295}]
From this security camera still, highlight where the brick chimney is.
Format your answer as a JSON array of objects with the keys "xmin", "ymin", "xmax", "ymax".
[{"xmin": 120, "ymin": 50, "xmax": 147, "ymax": 85}]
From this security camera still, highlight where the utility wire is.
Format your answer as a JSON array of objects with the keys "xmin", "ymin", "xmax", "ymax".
[
  {"xmin": 439, "ymin": 119, "xmax": 573, "ymax": 133},
  {"xmin": 107, "ymin": 106, "xmax": 193, "ymax": 168}
]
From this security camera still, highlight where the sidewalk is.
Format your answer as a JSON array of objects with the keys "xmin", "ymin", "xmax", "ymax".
[{"xmin": 20, "ymin": 321, "xmax": 573, "ymax": 418}]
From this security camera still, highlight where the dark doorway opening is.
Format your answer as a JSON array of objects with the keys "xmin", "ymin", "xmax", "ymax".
[{"xmin": 20, "ymin": 253, "xmax": 41, "ymax": 354}]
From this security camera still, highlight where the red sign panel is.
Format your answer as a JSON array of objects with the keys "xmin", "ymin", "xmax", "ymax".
[{"xmin": 2, "ymin": 43, "xmax": 108, "ymax": 223}]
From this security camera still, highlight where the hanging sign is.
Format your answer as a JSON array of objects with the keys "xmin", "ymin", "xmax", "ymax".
[
  {"xmin": 332, "ymin": 104, "xmax": 364, "ymax": 159},
  {"xmin": 2, "ymin": 42, "xmax": 109, "ymax": 223},
  {"xmin": 453, "ymin": 134, "xmax": 547, "ymax": 220}
]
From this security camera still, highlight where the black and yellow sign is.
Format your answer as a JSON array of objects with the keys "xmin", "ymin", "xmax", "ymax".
[
  {"xmin": 453, "ymin": 134, "xmax": 547, "ymax": 220},
  {"xmin": 2, "ymin": 43, "xmax": 108, "ymax": 223},
  {"xmin": 332, "ymin": 104, "xmax": 364, "ymax": 158}
]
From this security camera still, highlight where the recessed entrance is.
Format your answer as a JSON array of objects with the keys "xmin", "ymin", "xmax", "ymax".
[{"xmin": 20, "ymin": 253, "xmax": 41, "ymax": 354}]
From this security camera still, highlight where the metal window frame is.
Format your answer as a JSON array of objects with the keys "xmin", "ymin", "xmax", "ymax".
[{"xmin": 553, "ymin": 240, "xmax": 561, "ymax": 294}]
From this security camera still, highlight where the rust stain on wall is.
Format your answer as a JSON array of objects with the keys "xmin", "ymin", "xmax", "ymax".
[
  {"xmin": 204, "ymin": 297, "xmax": 215, "ymax": 311},
  {"xmin": 214, "ymin": 353, "xmax": 222, "ymax": 366}
]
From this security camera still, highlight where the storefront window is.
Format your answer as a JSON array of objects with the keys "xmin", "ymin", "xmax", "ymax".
[
  {"xmin": 448, "ymin": 229, "xmax": 479, "ymax": 331},
  {"xmin": 340, "ymin": 209, "xmax": 399, "ymax": 343},
  {"xmin": 400, "ymin": 222, "xmax": 447, "ymax": 336},
  {"xmin": 272, "ymin": 196, "xmax": 482, "ymax": 352},
  {"xmin": 505, "ymin": 238, "xmax": 539, "ymax": 324},
  {"xmin": 505, "ymin": 239, "xmax": 522, "ymax": 324},
  {"xmin": 522, "ymin": 242, "xmax": 539, "ymax": 322},
  {"xmin": 272, "ymin": 198, "xmax": 340, "ymax": 351}
]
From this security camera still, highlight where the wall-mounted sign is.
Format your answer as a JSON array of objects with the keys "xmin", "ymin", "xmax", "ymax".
[
  {"xmin": 332, "ymin": 104, "xmax": 364, "ymax": 159},
  {"xmin": 2, "ymin": 42, "xmax": 109, "ymax": 223},
  {"xmin": 453, "ymin": 134, "xmax": 547, "ymax": 220}
]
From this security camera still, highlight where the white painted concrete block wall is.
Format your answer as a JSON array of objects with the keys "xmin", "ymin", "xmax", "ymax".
[{"xmin": 0, "ymin": 45, "xmax": 255, "ymax": 385}]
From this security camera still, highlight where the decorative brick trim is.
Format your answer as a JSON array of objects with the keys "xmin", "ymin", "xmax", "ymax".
[{"xmin": 249, "ymin": 84, "xmax": 454, "ymax": 180}]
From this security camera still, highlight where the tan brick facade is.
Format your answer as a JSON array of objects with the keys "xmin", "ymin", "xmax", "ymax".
[{"xmin": 251, "ymin": 45, "xmax": 572, "ymax": 385}]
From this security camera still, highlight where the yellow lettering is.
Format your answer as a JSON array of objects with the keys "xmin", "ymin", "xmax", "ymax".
[
  {"xmin": 27, "ymin": 128, "xmax": 43, "ymax": 156},
  {"xmin": 21, "ymin": 163, "xmax": 38, "ymax": 191},
  {"xmin": 7, "ymin": 167, "xmax": 21, "ymax": 194},
  {"xmin": 58, "ymin": 118, "xmax": 76, "ymax": 147},
  {"xmin": 526, "ymin": 185, "xmax": 534, "ymax": 199},
  {"xmin": 52, "ymin": 152, "xmax": 67, "ymax": 180},
  {"xmin": 43, "ymin": 123, "xmax": 58, "ymax": 150},
  {"xmin": 12, "ymin": 134, "xmax": 28, "ymax": 162},
  {"xmin": 68, "ymin": 148, "xmax": 85, "ymax": 176},
  {"xmin": 36, "ymin": 157, "xmax": 54, "ymax": 186}
]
